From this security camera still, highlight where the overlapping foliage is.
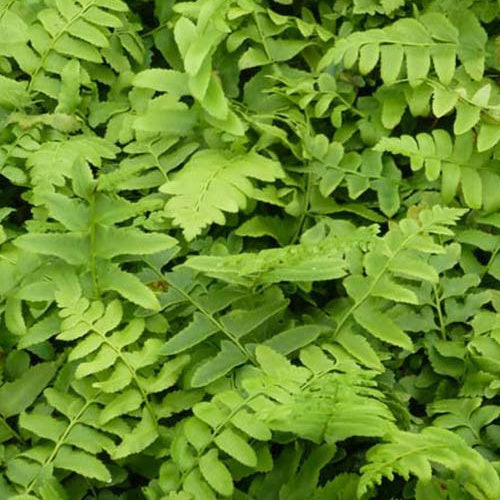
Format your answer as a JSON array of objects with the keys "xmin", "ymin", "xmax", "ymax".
[{"xmin": 0, "ymin": 0, "xmax": 499, "ymax": 498}]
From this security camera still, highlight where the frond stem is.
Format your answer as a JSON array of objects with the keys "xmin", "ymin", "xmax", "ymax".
[
  {"xmin": 88, "ymin": 191, "xmax": 100, "ymax": 299},
  {"xmin": 0, "ymin": 416, "xmax": 24, "ymax": 443},
  {"xmin": 144, "ymin": 260, "xmax": 256, "ymax": 364},
  {"xmin": 253, "ymin": 12, "xmax": 272, "ymax": 61},
  {"xmin": 27, "ymin": 1, "xmax": 98, "ymax": 93},
  {"xmin": 334, "ymin": 223, "xmax": 433, "ymax": 337},
  {"xmin": 81, "ymin": 318, "xmax": 159, "ymax": 433},
  {"xmin": 432, "ymin": 284, "xmax": 447, "ymax": 340},
  {"xmin": 24, "ymin": 398, "xmax": 94, "ymax": 495}
]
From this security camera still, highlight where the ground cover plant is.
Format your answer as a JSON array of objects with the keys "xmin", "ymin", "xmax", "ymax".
[{"xmin": 0, "ymin": 0, "xmax": 499, "ymax": 498}]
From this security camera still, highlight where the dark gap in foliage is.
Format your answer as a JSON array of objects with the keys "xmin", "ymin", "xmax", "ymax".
[
  {"xmin": 0, "ymin": 180, "xmax": 31, "ymax": 225},
  {"xmin": 179, "ymin": 95, "xmax": 195, "ymax": 108},
  {"xmin": 240, "ymin": 67, "xmax": 264, "ymax": 89},
  {"xmin": 128, "ymin": 0, "xmax": 157, "ymax": 32},
  {"xmin": 374, "ymin": 476, "xmax": 411, "ymax": 499},
  {"xmin": 409, "ymin": 397, "xmax": 427, "ymax": 418},
  {"xmin": 472, "ymin": 248, "xmax": 491, "ymax": 266},
  {"xmin": 269, "ymin": 0, "xmax": 302, "ymax": 17}
]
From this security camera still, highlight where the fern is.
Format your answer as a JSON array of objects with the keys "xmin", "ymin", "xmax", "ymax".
[
  {"xmin": 1, "ymin": 0, "xmax": 499, "ymax": 498},
  {"xmin": 154, "ymin": 267, "xmax": 308, "ymax": 387},
  {"xmin": 154, "ymin": 344, "xmax": 395, "ymax": 498},
  {"xmin": 14, "ymin": 182, "xmax": 176, "ymax": 309},
  {"xmin": 99, "ymin": 136, "xmax": 200, "ymax": 192},
  {"xmin": 23, "ymin": 0, "xmax": 136, "ymax": 99},
  {"xmin": 243, "ymin": 345, "xmax": 397, "ymax": 444},
  {"xmin": 0, "ymin": 361, "xmax": 57, "ymax": 441},
  {"xmin": 184, "ymin": 222, "xmax": 376, "ymax": 286},
  {"xmin": 7, "ymin": 380, "xmax": 114, "ymax": 495},
  {"xmin": 359, "ymin": 427, "xmax": 500, "ymax": 499},
  {"xmin": 321, "ymin": 12, "xmax": 486, "ymax": 85},
  {"xmin": 352, "ymin": 0, "xmax": 406, "ymax": 16},
  {"xmin": 160, "ymin": 149, "xmax": 285, "ymax": 240},
  {"xmin": 166, "ymin": 390, "xmax": 273, "ymax": 497},
  {"xmin": 52, "ymin": 282, "xmax": 189, "ymax": 460},
  {"xmin": 26, "ymin": 134, "xmax": 119, "ymax": 190},
  {"xmin": 375, "ymin": 129, "xmax": 500, "ymax": 210},
  {"xmin": 330, "ymin": 207, "xmax": 466, "ymax": 360},
  {"xmin": 248, "ymin": 443, "xmax": 352, "ymax": 500},
  {"xmin": 427, "ymin": 398, "xmax": 500, "ymax": 450}
]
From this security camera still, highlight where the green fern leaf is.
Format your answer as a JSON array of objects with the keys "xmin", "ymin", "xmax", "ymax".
[
  {"xmin": 162, "ymin": 313, "xmax": 219, "ymax": 355},
  {"xmin": 184, "ymin": 468, "xmax": 217, "ymax": 500},
  {"xmin": 94, "ymin": 226, "xmax": 176, "ymax": 259},
  {"xmin": 27, "ymin": 136, "xmax": 118, "ymax": 189},
  {"xmin": 191, "ymin": 341, "xmax": 247, "ymax": 387},
  {"xmin": 98, "ymin": 263, "xmax": 163, "ymax": 310},
  {"xmin": 0, "ymin": 75, "xmax": 30, "ymax": 109},
  {"xmin": 99, "ymin": 389, "xmax": 142, "ymax": 424},
  {"xmin": 375, "ymin": 130, "xmax": 497, "ymax": 209},
  {"xmin": 359, "ymin": 427, "xmax": 500, "ymax": 499},
  {"xmin": 199, "ymin": 449, "xmax": 234, "ymax": 497},
  {"xmin": 214, "ymin": 428, "xmax": 258, "ymax": 467},
  {"xmin": 313, "ymin": 473, "xmax": 360, "ymax": 500},
  {"xmin": 427, "ymin": 398, "xmax": 500, "ymax": 446},
  {"xmin": 14, "ymin": 233, "xmax": 88, "ymax": 266},
  {"xmin": 263, "ymin": 325, "xmax": 331, "ymax": 355},
  {"xmin": 160, "ymin": 149, "xmax": 284, "ymax": 239},
  {"xmin": 112, "ymin": 409, "xmax": 158, "ymax": 459},
  {"xmin": 321, "ymin": 12, "xmax": 486, "ymax": 84},
  {"xmin": 280, "ymin": 445, "xmax": 337, "ymax": 500},
  {"xmin": 53, "ymin": 446, "xmax": 111, "ymax": 482},
  {"xmin": 244, "ymin": 346, "xmax": 396, "ymax": 444},
  {"xmin": 353, "ymin": 301, "xmax": 413, "ymax": 350},
  {"xmin": 184, "ymin": 228, "xmax": 375, "ymax": 286},
  {"xmin": 0, "ymin": 363, "xmax": 56, "ymax": 418}
]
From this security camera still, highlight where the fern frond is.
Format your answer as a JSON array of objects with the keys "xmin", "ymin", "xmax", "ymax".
[
  {"xmin": 0, "ymin": 362, "xmax": 56, "ymax": 423},
  {"xmin": 375, "ymin": 129, "xmax": 500, "ymax": 209},
  {"xmin": 359, "ymin": 427, "xmax": 500, "ymax": 499},
  {"xmin": 184, "ymin": 223, "xmax": 377, "ymax": 286},
  {"xmin": 160, "ymin": 388, "xmax": 273, "ymax": 497},
  {"xmin": 0, "ymin": 75, "xmax": 30, "ymax": 109},
  {"xmin": 26, "ymin": 134, "xmax": 118, "ymax": 190},
  {"xmin": 147, "ymin": 261, "xmax": 334, "ymax": 386},
  {"xmin": 427, "ymin": 398, "xmax": 500, "ymax": 448},
  {"xmin": 352, "ymin": 0, "xmax": 406, "ymax": 16},
  {"xmin": 21, "ymin": 0, "xmax": 136, "ymax": 98},
  {"xmin": 313, "ymin": 147, "xmax": 402, "ymax": 217},
  {"xmin": 8, "ymin": 380, "xmax": 113, "ymax": 495},
  {"xmin": 159, "ymin": 274, "xmax": 294, "ymax": 386},
  {"xmin": 467, "ymin": 309, "xmax": 500, "ymax": 388},
  {"xmin": 53, "ymin": 293, "xmax": 190, "ymax": 461},
  {"xmin": 331, "ymin": 206, "xmax": 466, "ymax": 361},
  {"xmin": 14, "ymin": 186, "xmax": 176, "ymax": 309},
  {"xmin": 160, "ymin": 149, "xmax": 285, "ymax": 240},
  {"xmin": 250, "ymin": 443, "xmax": 340, "ymax": 500},
  {"xmin": 98, "ymin": 136, "xmax": 200, "ymax": 192},
  {"xmin": 321, "ymin": 11, "xmax": 487, "ymax": 85},
  {"xmin": 1, "ymin": 0, "xmax": 498, "ymax": 498},
  {"xmin": 243, "ymin": 345, "xmax": 397, "ymax": 444}
]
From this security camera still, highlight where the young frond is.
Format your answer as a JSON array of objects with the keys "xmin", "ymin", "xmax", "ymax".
[
  {"xmin": 375, "ymin": 130, "xmax": 500, "ymax": 210},
  {"xmin": 321, "ymin": 12, "xmax": 487, "ymax": 85},
  {"xmin": 160, "ymin": 149, "xmax": 285, "ymax": 240},
  {"xmin": 359, "ymin": 427, "xmax": 500, "ymax": 499}
]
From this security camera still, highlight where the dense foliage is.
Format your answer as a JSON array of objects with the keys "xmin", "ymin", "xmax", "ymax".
[{"xmin": 0, "ymin": 0, "xmax": 499, "ymax": 498}]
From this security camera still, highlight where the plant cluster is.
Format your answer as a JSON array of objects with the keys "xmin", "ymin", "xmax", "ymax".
[{"xmin": 0, "ymin": 0, "xmax": 499, "ymax": 498}]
